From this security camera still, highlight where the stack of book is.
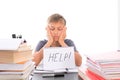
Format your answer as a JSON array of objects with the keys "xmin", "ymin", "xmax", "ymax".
[
  {"xmin": 0, "ymin": 39, "xmax": 35, "ymax": 80},
  {"xmin": 85, "ymin": 51, "xmax": 120, "ymax": 80}
]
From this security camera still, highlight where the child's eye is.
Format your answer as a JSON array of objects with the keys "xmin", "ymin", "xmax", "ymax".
[
  {"xmin": 50, "ymin": 28, "xmax": 55, "ymax": 30},
  {"xmin": 58, "ymin": 28, "xmax": 63, "ymax": 31},
  {"xmin": 58, "ymin": 26, "xmax": 64, "ymax": 31}
]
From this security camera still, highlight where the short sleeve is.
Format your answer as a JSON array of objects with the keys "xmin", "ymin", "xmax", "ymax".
[
  {"xmin": 35, "ymin": 39, "xmax": 47, "ymax": 52},
  {"xmin": 65, "ymin": 39, "xmax": 78, "ymax": 52}
]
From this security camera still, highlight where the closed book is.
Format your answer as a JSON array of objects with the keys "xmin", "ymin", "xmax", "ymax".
[
  {"xmin": 78, "ymin": 65, "xmax": 106, "ymax": 80},
  {"xmin": 78, "ymin": 65, "xmax": 91, "ymax": 80},
  {"xmin": 87, "ymin": 69, "xmax": 120, "ymax": 80},
  {"xmin": 86, "ymin": 59, "xmax": 120, "ymax": 75},
  {"xmin": 86, "ymin": 69, "xmax": 105, "ymax": 80},
  {"xmin": 85, "ymin": 51, "xmax": 120, "ymax": 64},
  {"xmin": 0, "ymin": 50, "xmax": 32, "ymax": 63},
  {"xmin": 0, "ymin": 62, "xmax": 35, "ymax": 80},
  {"xmin": 0, "ymin": 39, "xmax": 22, "ymax": 50},
  {"xmin": 87, "ymin": 65, "xmax": 120, "ymax": 80},
  {"xmin": 0, "ymin": 60, "xmax": 32, "ymax": 71},
  {"xmin": 0, "ymin": 62, "xmax": 35, "ymax": 74}
]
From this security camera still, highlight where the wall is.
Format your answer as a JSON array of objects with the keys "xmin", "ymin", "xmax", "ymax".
[{"xmin": 0, "ymin": 0, "xmax": 118, "ymax": 54}]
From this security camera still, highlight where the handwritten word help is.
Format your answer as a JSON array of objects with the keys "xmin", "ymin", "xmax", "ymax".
[{"xmin": 48, "ymin": 52, "xmax": 72, "ymax": 62}]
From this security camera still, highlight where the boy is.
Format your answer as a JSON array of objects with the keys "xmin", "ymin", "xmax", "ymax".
[{"xmin": 33, "ymin": 13, "xmax": 82, "ymax": 66}]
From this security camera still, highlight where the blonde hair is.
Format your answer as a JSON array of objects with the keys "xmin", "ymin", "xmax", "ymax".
[{"xmin": 47, "ymin": 13, "xmax": 66, "ymax": 26}]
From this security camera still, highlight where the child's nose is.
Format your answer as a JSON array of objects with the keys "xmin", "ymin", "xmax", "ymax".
[{"xmin": 54, "ymin": 29, "xmax": 58, "ymax": 33}]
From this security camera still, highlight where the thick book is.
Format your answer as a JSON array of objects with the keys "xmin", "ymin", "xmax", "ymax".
[
  {"xmin": 78, "ymin": 65, "xmax": 106, "ymax": 80},
  {"xmin": 0, "ymin": 60, "xmax": 32, "ymax": 71},
  {"xmin": 86, "ymin": 69, "xmax": 105, "ymax": 80},
  {"xmin": 86, "ymin": 59, "xmax": 120, "ymax": 75},
  {"xmin": 87, "ymin": 65, "xmax": 120, "ymax": 79},
  {"xmin": 0, "ymin": 50, "xmax": 33, "ymax": 63},
  {"xmin": 85, "ymin": 51, "xmax": 120, "ymax": 64},
  {"xmin": 0, "ymin": 62, "xmax": 35, "ymax": 74},
  {"xmin": 0, "ymin": 62, "xmax": 35, "ymax": 80},
  {"xmin": 78, "ymin": 65, "xmax": 91, "ymax": 80}
]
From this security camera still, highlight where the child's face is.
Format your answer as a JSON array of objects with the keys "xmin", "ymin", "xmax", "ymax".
[{"xmin": 48, "ymin": 22, "xmax": 65, "ymax": 41}]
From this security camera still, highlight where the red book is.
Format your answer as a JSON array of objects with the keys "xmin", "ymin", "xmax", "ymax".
[
  {"xmin": 78, "ymin": 66, "xmax": 105, "ymax": 80},
  {"xmin": 86, "ymin": 69, "xmax": 105, "ymax": 80}
]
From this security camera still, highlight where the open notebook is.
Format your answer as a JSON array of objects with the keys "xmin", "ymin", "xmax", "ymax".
[{"xmin": 35, "ymin": 47, "xmax": 77, "ymax": 73}]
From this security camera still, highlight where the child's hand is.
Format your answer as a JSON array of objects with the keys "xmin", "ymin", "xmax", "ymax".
[
  {"xmin": 59, "ymin": 27, "xmax": 67, "ymax": 45},
  {"xmin": 46, "ymin": 27, "xmax": 53, "ymax": 45}
]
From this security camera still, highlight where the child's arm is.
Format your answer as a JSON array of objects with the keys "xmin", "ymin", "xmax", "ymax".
[
  {"xmin": 75, "ymin": 51, "xmax": 82, "ymax": 66},
  {"xmin": 33, "ymin": 27, "xmax": 53, "ymax": 66},
  {"xmin": 32, "ymin": 41, "xmax": 52, "ymax": 66}
]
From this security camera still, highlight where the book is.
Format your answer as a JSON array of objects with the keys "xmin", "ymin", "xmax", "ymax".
[
  {"xmin": 78, "ymin": 65, "xmax": 106, "ymax": 80},
  {"xmin": 35, "ymin": 68, "xmax": 78, "ymax": 74},
  {"xmin": 0, "ymin": 60, "xmax": 32, "ymax": 71},
  {"xmin": 33, "ymin": 47, "xmax": 78, "ymax": 78},
  {"xmin": 0, "ymin": 62, "xmax": 35, "ymax": 75},
  {"xmin": 35, "ymin": 63, "xmax": 78, "ymax": 77},
  {"xmin": 0, "ymin": 50, "xmax": 33, "ymax": 63},
  {"xmin": 86, "ymin": 69, "xmax": 105, "ymax": 80},
  {"xmin": 87, "ymin": 64, "xmax": 120, "ymax": 80},
  {"xmin": 0, "ymin": 62, "xmax": 35, "ymax": 80},
  {"xmin": 78, "ymin": 65, "xmax": 91, "ymax": 80},
  {"xmin": 0, "ymin": 39, "xmax": 23, "ymax": 50},
  {"xmin": 85, "ymin": 51, "xmax": 120, "ymax": 79},
  {"xmin": 34, "ymin": 68, "xmax": 78, "ymax": 78},
  {"xmin": 85, "ymin": 51, "xmax": 120, "ymax": 64},
  {"xmin": 87, "ymin": 58, "xmax": 120, "ymax": 69},
  {"xmin": 0, "ymin": 39, "xmax": 32, "ymax": 51},
  {"xmin": 86, "ymin": 59, "xmax": 120, "ymax": 75}
]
